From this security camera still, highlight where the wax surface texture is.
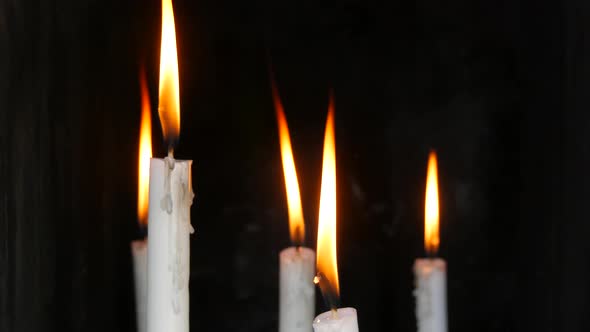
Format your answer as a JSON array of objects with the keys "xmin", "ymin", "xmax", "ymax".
[
  {"xmin": 279, "ymin": 246, "xmax": 315, "ymax": 332},
  {"xmin": 147, "ymin": 158, "xmax": 194, "ymax": 332},
  {"xmin": 414, "ymin": 258, "xmax": 447, "ymax": 332}
]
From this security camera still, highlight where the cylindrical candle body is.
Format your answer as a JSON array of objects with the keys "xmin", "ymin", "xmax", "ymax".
[
  {"xmin": 413, "ymin": 258, "xmax": 447, "ymax": 332},
  {"xmin": 312, "ymin": 307, "xmax": 359, "ymax": 332},
  {"xmin": 279, "ymin": 246, "xmax": 315, "ymax": 332},
  {"xmin": 132, "ymin": 239, "xmax": 148, "ymax": 332},
  {"xmin": 147, "ymin": 158, "xmax": 194, "ymax": 332}
]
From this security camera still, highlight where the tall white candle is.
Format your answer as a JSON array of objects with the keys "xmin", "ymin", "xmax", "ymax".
[
  {"xmin": 414, "ymin": 151, "xmax": 447, "ymax": 332},
  {"xmin": 147, "ymin": 0, "xmax": 193, "ymax": 329},
  {"xmin": 279, "ymin": 247, "xmax": 315, "ymax": 332},
  {"xmin": 313, "ymin": 100, "xmax": 360, "ymax": 332},
  {"xmin": 131, "ymin": 239, "xmax": 148, "ymax": 332},
  {"xmin": 272, "ymin": 78, "xmax": 316, "ymax": 332},
  {"xmin": 414, "ymin": 258, "xmax": 447, "ymax": 332},
  {"xmin": 313, "ymin": 308, "xmax": 359, "ymax": 332},
  {"xmin": 147, "ymin": 157, "xmax": 193, "ymax": 332}
]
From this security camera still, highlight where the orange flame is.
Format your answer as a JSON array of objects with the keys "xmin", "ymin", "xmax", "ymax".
[
  {"xmin": 158, "ymin": 0, "xmax": 180, "ymax": 150},
  {"xmin": 316, "ymin": 96, "xmax": 339, "ymax": 297},
  {"xmin": 425, "ymin": 150, "xmax": 440, "ymax": 254},
  {"xmin": 272, "ymin": 82, "xmax": 305, "ymax": 245},
  {"xmin": 138, "ymin": 72, "xmax": 152, "ymax": 225}
]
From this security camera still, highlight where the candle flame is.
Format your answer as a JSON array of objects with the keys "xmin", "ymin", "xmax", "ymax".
[
  {"xmin": 138, "ymin": 72, "xmax": 152, "ymax": 226},
  {"xmin": 272, "ymin": 81, "xmax": 305, "ymax": 245},
  {"xmin": 158, "ymin": 0, "xmax": 180, "ymax": 152},
  {"xmin": 425, "ymin": 150, "xmax": 440, "ymax": 255},
  {"xmin": 316, "ymin": 96, "xmax": 339, "ymax": 298}
]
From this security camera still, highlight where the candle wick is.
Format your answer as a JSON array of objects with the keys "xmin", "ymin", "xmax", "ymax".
[
  {"xmin": 314, "ymin": 271, "xmax": 341, "ymax": 312},
  {"xmin": 165, "ymin": 148, "xmax": 176, "ymax": 170},
  {"xmin": 330, "ymin": 307, "xmax": 339, "ymax": 320},
  {"xmin": 291, "ymin": 224, "xmax": 304, "ymax": 248},
  {"xmin": 138, "ymin": 223, "xmax": 148, "ymax": 239},
  {"xmin": 426, "ymin": 248, "xmax": 437, "ymax": 259}
]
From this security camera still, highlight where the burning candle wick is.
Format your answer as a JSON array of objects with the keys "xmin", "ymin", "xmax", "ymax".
[
  {"xmin": 165, "ymin": 149, "xmax": 176, "ymax": 171},
  {"xmin": 291, "ymin": 224, "xmax": 304, "ymax": 248},
  {"xmin": 427, "ymin": 249, "xmax": 436, "ymax": 259},
  {"xmin": 314, "ymin": 271, "xmax": 340, "ymax": 312},
  {"xmin": 138, "ymin": 224, "xmax": 148, "ymax": 238}
]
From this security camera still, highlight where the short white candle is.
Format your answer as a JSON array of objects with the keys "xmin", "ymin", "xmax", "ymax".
[
  {"xmin": 414, "ymin": 151, "xmax": 447, "ymax": 332},
  {"xmin": 133, "ymin": 72, "xmax": 152, "ymax": 332},
  {"xmin": 413, "ymin": 258, "xmax": 447, "ymax": 332},
  {"xmin": 279, "ymin": 247, "xmax": 315, "ymax": 332},
  {"xmin": 131, "ymin": 239, "xmax": 148, "ymax": 332},
  {"xmin": 146, "ymin": 157, "xmax": 194, "ymax": 332},
  {"xmin": 312, "ymin": 308, "xmax": 359, "ymax": 332},
  {"xmin": 273, "ymin": 78, "xmax": 316, "ymax": 332}
]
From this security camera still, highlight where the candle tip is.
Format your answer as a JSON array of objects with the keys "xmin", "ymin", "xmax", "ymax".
[
  {"xmin": 165, "ymin": 149, "xmax": 176, "ymax": 170},
  {"xmin": 330, "ymin": 307, "xmax": 339, "ymax": 320}
]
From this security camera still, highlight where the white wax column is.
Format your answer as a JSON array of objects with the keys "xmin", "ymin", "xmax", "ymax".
[
  {"xmin": 279, "ymin": 246, "xmax": 315, "ymax": 332},
  {"xmin": 147, "ymin": 157, "xmax": 194, "ymax": 332},
  {"xmin": 131, "ymin": 239, "xmax": 148, "ymax": 332},
  {"xmin": 413, "ymin": 258, "xmax": 447, "ymax": 332},
  {"xmin": 312, "ymin": 307, "xmax": 359, "ymax": 332}
]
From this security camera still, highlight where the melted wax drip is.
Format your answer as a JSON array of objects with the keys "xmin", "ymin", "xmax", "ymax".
[{"xmin": 161, "ymin": 156, "xmax": 195, "ymax": 314}]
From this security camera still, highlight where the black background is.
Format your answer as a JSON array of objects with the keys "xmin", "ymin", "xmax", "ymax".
[{"xmin": 1, "ymin": 0, "xmax": 589, "ymax": 331}]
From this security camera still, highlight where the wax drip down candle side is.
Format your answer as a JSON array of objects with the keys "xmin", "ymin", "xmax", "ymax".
[
  {"xmin": 271, "ymin": 72, "xmax": 316, "ymax": 332},
  {"xmin": 413, "ymin": 151, "xmax": 448, "ymax": 332},
  {"xmin": 312, "ymin": 96, "xmax": 359, "ymax": 332},
  {"xmin": 146, "ymin": 0, "xmax": 195, "ymax": 331}
]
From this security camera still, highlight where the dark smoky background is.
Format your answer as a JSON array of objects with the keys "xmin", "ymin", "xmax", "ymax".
[{"xmin": 1, "ymin": 0, "xmax": 589, "ymax": 331}]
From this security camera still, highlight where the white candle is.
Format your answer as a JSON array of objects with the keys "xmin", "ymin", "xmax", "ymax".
[
  {"xmin": 147, "ymin": 0, "xmax": 193, "ymax": 329},
  {"xmin": 147, "ymin": 157, "xmax": 194, "ymax": 332},
  {"xmin": 273, "ymin": 78, "xmax": 316, "ymax": 332},
  {"xmin": 133, "ymin": 70, "xmax": 152, "ymax": 332},
  {"xmin": 414, "ymin": 151, "xmax": 447, "ymax": 332},
  {"xmin": 413, "ymin": 258, "xmax": 447, "ymax": 332},
  {"xmin": 313, "ymin": 100, "xmax": 360, "ymax": 332},
  {"xmin": 131, "ymin": 239, "xmax": 148, "ymax": 332},
  {"xmin": 312, "ymin": 308, "xmax": 359, "ymax": 332},
  {"xmin": 279, "ymin": 247, "xmax": 315, "ymax": 332}
]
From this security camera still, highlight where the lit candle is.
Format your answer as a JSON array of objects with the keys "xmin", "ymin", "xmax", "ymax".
[
  {"xmin": 272, "ymin": 80, "xmax": 315, "ymax": 332},
  {"xmin": 313, "ymin": 98, "xmax": 359, "ymax": 332},
  {"xmin": 131, "ymin": 71, "xmax": 153, "ymax": 332},
  {"xmin": 413, "ymin": 151, "xmax": 448, "ymax": 332},
  {"xmin": 147, "ymin": 0, "xmax": 194, "ymax": 331}
]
